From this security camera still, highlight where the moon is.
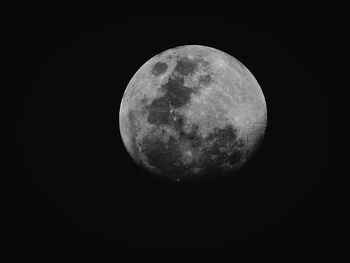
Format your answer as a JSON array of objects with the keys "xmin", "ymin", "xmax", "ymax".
[{"xmin": 119, "ymin": 45, "xmax": 267, "ymax": 182}]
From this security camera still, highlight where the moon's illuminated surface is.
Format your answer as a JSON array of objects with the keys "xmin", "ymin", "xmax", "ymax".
[{"xmin": 119, "ymin": 45, "xmax": 267, "ymax": 182}]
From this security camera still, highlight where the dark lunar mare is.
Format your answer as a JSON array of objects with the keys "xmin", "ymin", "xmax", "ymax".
[
  {"xmin": 199, "ymin": 125, "xmax": 245, "ymax": 175},
  {"xmin": 146, "ymin": 56, "xmax": 202, "ymax": 126},
  {"xmin": 151, "ymin": 61, "xmax": 168, "ymax": 76},
  {"xmin": 179, "ymin": 123, "xmax": 202, "ymax": 148},
  {"xmin": 136, "ymin": 56, "xmax": 245, "ymax": 179},
  {"xmin": 140, "ymin": 132, "xmax": 191, "ymax": 178},
  {"xmin": 174, "ymin": 57, "xmax": 198, "ymax": 76},
  {"xmin": 145, "ymin": 75, "xmax": 194, "ymax": 127},
  {"xmin": 140, "ymin": 122, "xmax": 245, "ymax": 179},
  {"xmin": 198, "ymin": 74, "xmax": 212, "ymax": 86},
  {"xmin": 146, "ymin": 97, "xmax": 171, "ymax": 126}
]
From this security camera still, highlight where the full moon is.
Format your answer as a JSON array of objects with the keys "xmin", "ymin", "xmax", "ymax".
[{"xmin": 119, "ymin": 45, "xmax": 267, "ymax": 182}]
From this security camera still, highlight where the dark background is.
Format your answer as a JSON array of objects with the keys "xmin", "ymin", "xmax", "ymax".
[{"xmin": 8, "ymin": 2, "xmax": 348, "ymax": 262}]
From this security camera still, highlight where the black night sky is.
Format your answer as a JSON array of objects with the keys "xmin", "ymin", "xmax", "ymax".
[{"xmin": 9, "ymin": 2, "xmax": 348, "ymax": 262}]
